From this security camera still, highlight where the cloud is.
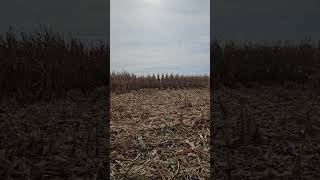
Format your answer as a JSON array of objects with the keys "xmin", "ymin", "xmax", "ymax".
[
  {"xmin": 111, "ymin": 0, "xmax": 210, "ymax": 74},
  {"xmin": 111, "ymin": 44, "xmax": 209, "ymax": 67}
]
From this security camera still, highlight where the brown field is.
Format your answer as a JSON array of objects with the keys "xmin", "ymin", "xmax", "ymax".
[
  {"xmin": 0, "ymin": 87, "xmax": 107, "ymax": 179},
  {"xmin": 213, "ymin": 86, "xmax": 320, "ymax": 179},
  {"xmin": 111, "ymin": 88, "xmax": 210, "ymax": 179}
]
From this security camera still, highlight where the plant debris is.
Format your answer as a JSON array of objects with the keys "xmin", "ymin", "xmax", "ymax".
[
  {"xmin": 212, "ymin": 86, "xmax": 320, "ymax": 179},
  {"xmin": 0, "ymin": 87, "xmax": 107, "ymax": 180},
  {"xmin": 111, "ymin": 88, "xmax": 210, "ymax": 179}
]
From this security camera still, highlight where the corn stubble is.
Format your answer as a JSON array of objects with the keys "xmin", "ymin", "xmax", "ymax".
[
  {"xmin": 0, "ymin": 87, "xmax": 108, "ymax": 179},
  {"xmin": 111, "ymin": 88, "xmax": 210, "ymax": 179},
  {"xmin": 213, "ymin": 84, "xmax": 320, "ymax": 179}
]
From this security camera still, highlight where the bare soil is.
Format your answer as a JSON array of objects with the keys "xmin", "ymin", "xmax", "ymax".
[{"xmin": 111, "ymin": 89, "xmax": 210, "ymax": 179}]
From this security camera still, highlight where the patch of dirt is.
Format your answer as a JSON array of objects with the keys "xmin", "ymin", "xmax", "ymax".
[
  {"xmin": 111, "ymin": 89, "xmax": 210, "ymax": 179},
  {"xmin": 212, "ymin": 86, "xmax": 320, "ymax": 179}
]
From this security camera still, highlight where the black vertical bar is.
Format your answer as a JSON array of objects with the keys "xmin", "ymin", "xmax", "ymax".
[
  {"xmin": 106, "ymin": 0, "xmax": 111, "ymax": 178},
  {"xmin": 210, "ymin": 0, "xmax": 214, "ymax": 178}
]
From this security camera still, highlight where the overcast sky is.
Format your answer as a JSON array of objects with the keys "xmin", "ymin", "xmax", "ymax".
[
  {"xmin": 1, "ymin": 0, "xmax": 319, "ymax": 74},
  {"xmin": 111, "ymin": 0, "xmax": 210, "ymax": 75},
  {"xmin": 213, "ymin": 0, "xmax": 320, "ymax": 42},
  {"xmin": 0, "ymin": 0, "xmax": 108, "ymax": 43}
]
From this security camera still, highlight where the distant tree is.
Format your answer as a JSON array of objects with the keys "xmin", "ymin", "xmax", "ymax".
[
  {"xmin": 161, "ymin": 74, "xmax": 165, "ymax": 89},
  {"xmin": 157, "ymin": 74, "xmax": 161, "ymax": 88}
]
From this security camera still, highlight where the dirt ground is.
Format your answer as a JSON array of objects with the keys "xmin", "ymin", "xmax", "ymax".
[
  {"xmin": 0, "ymin": 87, "xmax": 107, "ymax": 180},
  {"xmin": 111, "ymin": 89, "xmax": 210, "ymax": 179},
  {"xmin": 212, "ymin": 86, "xmax": 320, "ymax": 179},
  {"xmin": 4, "ymin": 85, "xmax": 318, "ymax": 179}
]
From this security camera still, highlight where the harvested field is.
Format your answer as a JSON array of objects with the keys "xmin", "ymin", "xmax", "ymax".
[
  {"xmin": 111, "ymin": 89, "xmax": 210, "ymax": 179},
  {"xmin": 212, "ymin": 86, "xmax": 320, "ymax": 179},
  {"xmin": 0, "ymin": 87, "xmax": 107, "ymax": 179}
]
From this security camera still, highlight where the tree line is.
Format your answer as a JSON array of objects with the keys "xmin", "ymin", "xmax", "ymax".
[{"xmin": 111, "ymin": 72, "xmax": 209, "ymax": 93}]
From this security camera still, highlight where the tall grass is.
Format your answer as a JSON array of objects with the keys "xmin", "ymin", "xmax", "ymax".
[
  {"xmin": 212, "ymin": 39, "xmax": 320, "ymax": 88},
  {"xmin": 0, "ymin": 26, "xmax": 108, "ymax": 103},
  {"xmin": 111, "ymin": 72, "xmax": 209, "ymax": 94}
]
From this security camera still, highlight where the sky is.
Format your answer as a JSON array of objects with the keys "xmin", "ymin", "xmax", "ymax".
[
  {"xmin": 2, "ymin": 0, "xmax": 317, "ymax": 74},
  {"xmin": 111, "ymin": 0, "xmax": 210, "ymax": 75},
  {"xmin": 213, "ymin": 0, "xmax": 320, "ymax": 42},
  {"xmin": 0, "ymin": 0, "xmax": 108, "ymax": 43}
]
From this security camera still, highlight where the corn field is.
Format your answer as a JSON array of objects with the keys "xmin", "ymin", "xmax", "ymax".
[
  {"xmin": 212, "ymin": 39, "xmax": 320, "ymax": 88},
  {"xmin": 0, "ymin": 26, "xmax": 108, "ymax": 103},
  {"xmin": 111, "ymin": 72, "xmax": 209, "ymax": 94}
]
